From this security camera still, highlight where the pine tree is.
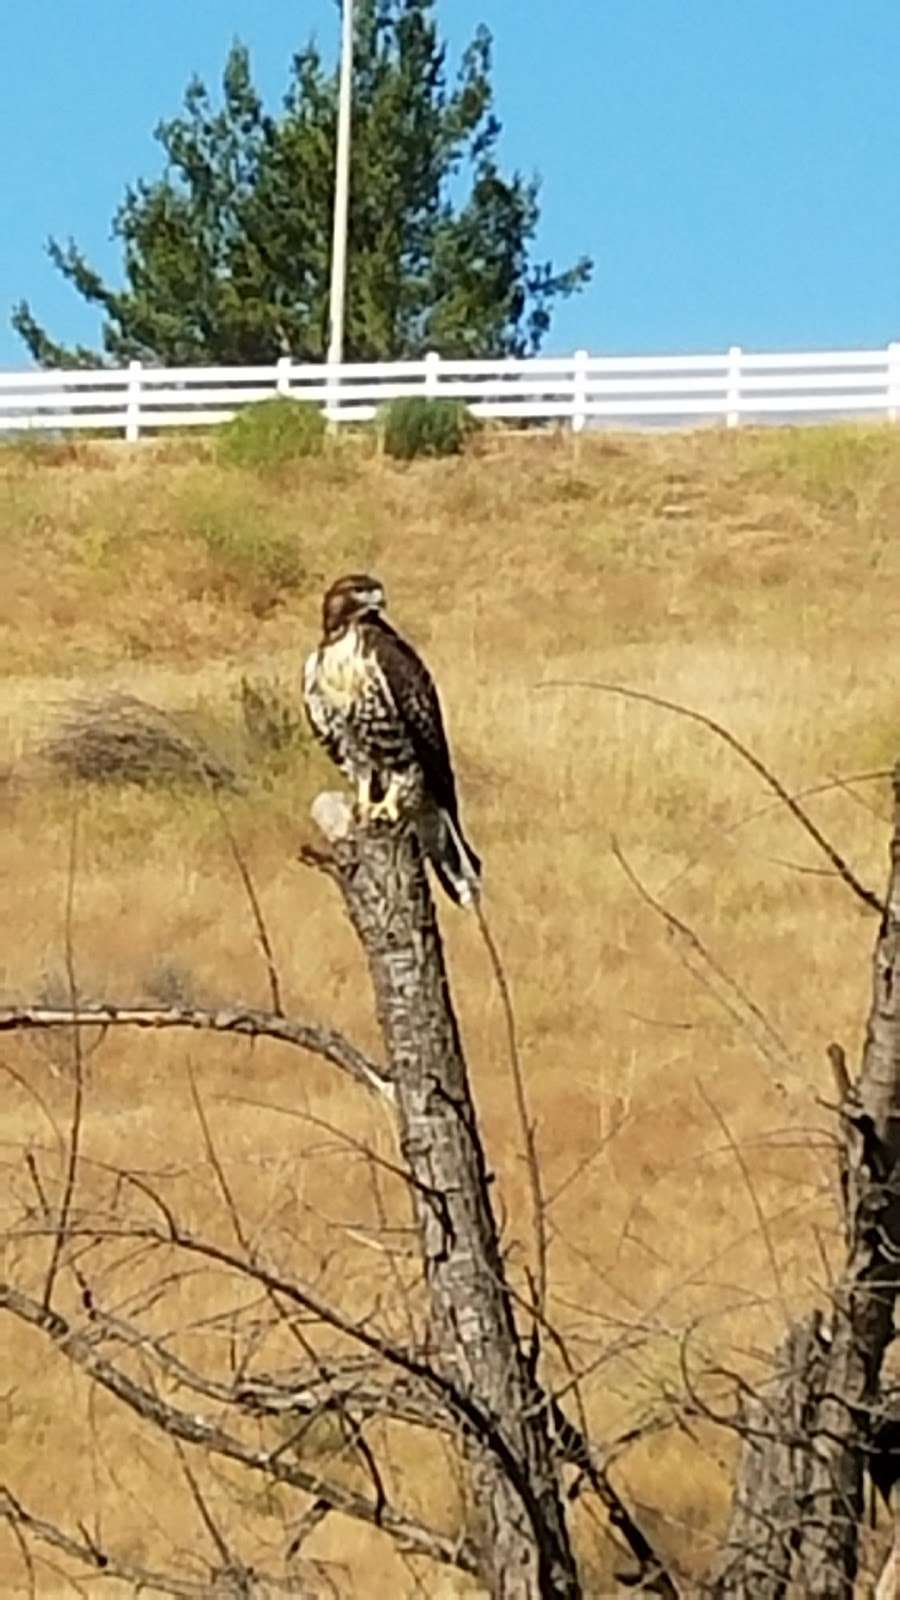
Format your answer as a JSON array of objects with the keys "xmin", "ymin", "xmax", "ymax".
[{"xmin": 13, "ymin": 1, "xmax": 591, "ymax": 367}]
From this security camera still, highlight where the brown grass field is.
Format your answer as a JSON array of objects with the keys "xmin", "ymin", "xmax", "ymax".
[{"xmin": 1, "ymin": 421, "xmax": 899, "ymax": 1594}]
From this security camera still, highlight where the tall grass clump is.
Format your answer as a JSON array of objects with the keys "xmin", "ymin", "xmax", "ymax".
[
  {"xmin": 378, "ymin": 396, "xmax": 476, "ymax": 460},
  {"xmin": 217, "ymin": 397, "xmax": 326, "ymax": 471}
]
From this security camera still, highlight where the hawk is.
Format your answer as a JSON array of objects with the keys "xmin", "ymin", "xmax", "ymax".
[{"xmin": 303, "ymin": 574, "xmax": 482, "ymax": 908}]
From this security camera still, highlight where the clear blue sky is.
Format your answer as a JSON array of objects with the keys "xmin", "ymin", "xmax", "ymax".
[{"xmin": 2, "ymin": 0, "xmax": 899, "ymax": 367}]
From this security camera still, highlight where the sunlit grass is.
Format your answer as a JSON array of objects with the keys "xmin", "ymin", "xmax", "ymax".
[{"xmin": 1, "ymin": 420, "xmax": 899, "ymax": 1591}]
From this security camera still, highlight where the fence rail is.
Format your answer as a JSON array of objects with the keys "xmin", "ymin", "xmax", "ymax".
[{"xmin": 2, "ymin": 345, "xmax": 900, "ymax": 439}]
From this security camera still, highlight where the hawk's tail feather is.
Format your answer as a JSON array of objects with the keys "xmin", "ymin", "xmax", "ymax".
[{"xmin": 421, "ymin": 806, "xmax": 481, "ymax": 909}]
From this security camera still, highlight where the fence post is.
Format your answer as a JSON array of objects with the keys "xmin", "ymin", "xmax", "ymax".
[
  {"xmin": 424, "ymin": 349, "xmax": 440, "ymax": 398},
  {"xmin": 888, "ymin": 343, "xmax": 900, "ymax": 423},
  {"xmin": 125, "ymin": 359, "xmax": 142, "ymax": 444},
  {"xmin": 726, "ymin": 345, "xmax": 742, "ymax": 428},
  {"xmin": 276, "ymin": 354, "xmax": 292, "ymax": 397},
  {"xmin": 572, "ymin": 348, "xmax": 588, "ymax": 434}
]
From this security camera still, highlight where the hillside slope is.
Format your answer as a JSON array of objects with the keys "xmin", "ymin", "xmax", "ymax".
[{"xmin": 1, "ymin": 423, "xmax": 898, "ymax": 1593}]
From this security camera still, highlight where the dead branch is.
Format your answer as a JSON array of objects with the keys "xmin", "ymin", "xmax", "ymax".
[
  {"xmin": 694, "ymin": 1083, "xmax": 790, "ymax": 1333},
  {"xmin": 0, "ymin": 1002, "xmax": 392, "ymax": 1101},
  {"xmin": 15, "ymin": 1191, "xmax": 641, "ymax": 1584},
  {"xmin": 218, "ymin": 804, "xmax": 285, "ymax": 1016},
  {"xmin": 186, "ymin": 1069, "xmax": 394, "ymax": 1528},
  {"xmin": 0, "ymin": 1281, "xmax": 478, "ymax": 1577},
  {"xmin": 236, "ymin": 1360, "xmax": 445, "ymax": 1433}
]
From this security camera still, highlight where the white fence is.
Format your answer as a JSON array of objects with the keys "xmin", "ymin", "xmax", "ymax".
[{"xmin": 3, "ymin": 345, "xmax": 900, "ymax": 439}]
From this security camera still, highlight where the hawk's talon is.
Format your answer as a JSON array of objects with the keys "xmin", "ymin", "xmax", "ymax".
[
  {"xmin": 368, "ymin": 798, "xmax": 401, "ymax": 826},
  {"xmin": 360, "ymin": 800, "xmax": 402, "ymax": 830}
]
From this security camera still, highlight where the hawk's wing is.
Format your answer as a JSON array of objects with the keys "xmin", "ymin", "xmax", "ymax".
[{"xmin": 364, "ymin": 618, "xmax": 461, "ymax": 820}]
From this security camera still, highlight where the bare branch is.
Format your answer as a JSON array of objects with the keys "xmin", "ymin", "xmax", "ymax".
[
  {"xmin": 212, "ymin": 793, "xmax": 285, "ymax": 1018},
  {"xmin": 300, "ymin": 814, "xmax": 680, "ymax": 1597},
  {"xmin": 171, "ymin": 1433, "xmax": 238, "ymax": 1578},
  {"xmin": 153, "ymin": 702, "xmax": 287, "ymax": 1018},
  {"xmin": 0, "ymin": 1002, "xmax": 392, "ymax": 1101},
  {"xmin": 711, "ymin": 760, "xmax": 900, "ymax": 1594},
  {"xmin": 0, "ymin": 1283, "xmax": 479, "ymax": 1576},
  {"xmin": 236, "ymin": 1360, "xmax": 446, "ymax": 1434}
]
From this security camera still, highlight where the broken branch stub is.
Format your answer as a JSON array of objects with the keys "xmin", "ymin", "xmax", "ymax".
[{"xmin": 302, "ymin": 799, "xmax": 579, "ymax": 1599}]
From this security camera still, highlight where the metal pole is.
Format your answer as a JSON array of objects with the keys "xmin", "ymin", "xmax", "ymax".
[{"xmin": 327, "ymin": 0, "xmax": 354, "ymax": 374}]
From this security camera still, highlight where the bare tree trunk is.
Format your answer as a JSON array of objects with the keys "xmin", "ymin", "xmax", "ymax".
[
  {"xmin": 303, "ymin": 805, "xmax": 580, "ymax": 1599},
  {"xmin": 712, "ymin": 762, "xmax": 900, "ymax": 1597}
]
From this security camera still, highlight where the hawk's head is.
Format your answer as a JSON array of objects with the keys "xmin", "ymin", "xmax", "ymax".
[{"xmin": 322, "ymin": 573, "xmax": 386, "ymax": 639}]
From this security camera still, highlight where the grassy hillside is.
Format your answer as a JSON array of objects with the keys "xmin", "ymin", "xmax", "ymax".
[{"xmin": 1, "ymin": 422, "xmax": 898, "ymax": 1593}]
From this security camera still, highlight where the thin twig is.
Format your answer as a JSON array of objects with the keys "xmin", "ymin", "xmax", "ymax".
[
  {"xmin": 538, "ymin": 679, "xmax": 884, "ymax": 915},
  {"xmin": 42, "ymin": 806, "xmax": 85, "ymax": 1310},
  {"xmin": 3, "ymin": 1216, "xmax": 561, "ymax": 1537},
  {"xmin": 719, "ymin": 767, "xmax": 893, "ymax": 838},
  {"xmin": 169, "ymin": 1433, "xmax": 238, "ymax": 1581},
  {"xmin": 694, "ymin": 1081, "xmax": 790, "ymax": 1334},
  {"xmin": 187, "ymin": 1068, "xmax": 250, "ymax": 1253},
  {"xmin": 611, "ymin": 837, "xmax": 800, "ymax": 1082},
  {"xmin": 225, "ymin": 1092, "xmax": 445, "ymax": 1218},
  {"xmin": 211, "ymin": 792, "xmax": 285, "ymax": 1017},
  {"xmin": 158, "ymin": 704, "xmax": 287, "ymax": 1017},
  {"xmin": 473, "ymin": 899, "xmax": 548, "ymax": 1329}
]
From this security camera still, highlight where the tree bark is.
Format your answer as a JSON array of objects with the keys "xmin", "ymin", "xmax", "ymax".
[
  {"xmin": 711, "ymin": 1312, "xmax": 830, "ymax": 1597},
  {"xmin": 303, "ymin": 804, "xmax": 580, "ymax": 1599},
  {"xmin": 712, "ymin": 761, "xmax": 900, "ymax": 1597}
]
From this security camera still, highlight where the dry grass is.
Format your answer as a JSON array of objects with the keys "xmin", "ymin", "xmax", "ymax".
[{"xmin": 1, "ymin": 421, "xmax": 899, "ymax": 1593}]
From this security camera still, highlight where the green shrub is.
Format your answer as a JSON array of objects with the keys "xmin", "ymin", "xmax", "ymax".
[
  {"xmin": 217, "ymin": 397, "xmax": 326, "ymax": 470},
  {"xmin": 378, "ymin": 396, "xmax": 476, "ymax": 461}
]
